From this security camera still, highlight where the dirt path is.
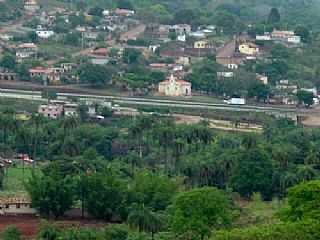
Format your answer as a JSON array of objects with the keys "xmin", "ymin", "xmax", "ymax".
[{"xmin": 120, "ymin": 24, "xmax": 146, "ymax": 41}]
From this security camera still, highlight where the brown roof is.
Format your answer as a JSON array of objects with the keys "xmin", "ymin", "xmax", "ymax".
[
  {"xmin": 0, "ymin": 197, "xmax": 31, "ymax": 205},
  {"xmin": 29, "ymin": 67, "xmax": 51, "ymax": 74}
]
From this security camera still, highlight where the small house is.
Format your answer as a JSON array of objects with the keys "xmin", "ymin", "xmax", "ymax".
[
  {"xmin": 16, "ymin": 43, "xmax": 38, "ymax": 61},
  {"xmin": 238, "ymin": 43, "xmax": 259, "ymax": 55},
  {"xmin": 24, "ymin": 0, "xmax": 40, "ymax": 13},
  {"xmin": 256, "ymin": 74, "xmax": 268, "ymax": 85},
  {"xmin": 0, "ymin": 197, "xmax": 36, "ymax": 216},
  {"xmin": 36, "ymin": 30, "xmax": 54, "ymax": 39},
  {"xmin": 64, "ymin": 103, "xmax": 78, "ymax": 117},
  {"xmin": 38, "ymin": 104, "xmax": 64, "ymax": 119},
  {"xmin": 29, "ymin": 67, "xmax": 61, "ymax": 84}
]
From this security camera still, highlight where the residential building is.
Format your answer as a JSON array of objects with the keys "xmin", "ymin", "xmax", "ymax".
[
  {"xmin": 238, "ymin": 43, "xmax": 259, "ymax": 55},
  {"xmin": 217, "ymin": 72, "xmax": 234, "ymax": 79},
  {"xmin": 16, "ymin": 43, "xmax": 38, "ymax": 61},
  {"xmin": 288, "ymin": 36, "xmax": 301, "ymax": 44},
  {"xmin": 170, "ymin": 24, "xmax": 191, "ymax": 35},
  {"xmin": 0, "ymin": 68, "xmax": 18, "ymax": 81},
  {"xmin": 115, "ymin": 8, "xmax": 135, "ymax": 17},
  {"xmin": 24, "ymin": 0, "xmax": 40, "ymax": 12},
  {"xmin": 149, "ymin": 63, "xmax": 168, "ymax": 71},
  {"xmin": 29, "ymin": 67, "xmax": 61, "ymax": 84},
  {"xmin": 177, "ymin": 34, "xmax": 186, "ymax": 42},
  {"xmin": 256, "ymin": 34, "xmax": 271, "ymax": 41},
  {"xmin": 36, "ymin": 30, "xmax": 54, "ymax": 39},
  {"xmin": 256, "ymin": 74, "xmax": 268, "ymax": 85},
  {"xmin": 271, "ymin": 30, "xmax": 301, "ymax": 44},
  {"xmin": 158, "ymin": 74, "xmax": 191, "ymax": 97},
  {"xmin": 194, "ymin": 40, "xmax": 213, "ymax": 49},
  {"xmin": 0, "ymin": 197, "xmax": 36, "ymax": 215},
  {"xmin": 38, "ymin": 104, "xmax": 64, "ymax": 119},
  {"xmin": 64, "ymin": 103, "xmax": 78, "ymax": 117},
  {"xmin": 271, "ymin": 30, "xmax": 295, "ymax": 40},
  {"xmin": 176, "ymin": 56, "xmax": 191, "ymax": 66}
]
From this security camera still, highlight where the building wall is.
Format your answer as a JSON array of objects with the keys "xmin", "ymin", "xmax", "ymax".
[
  {"xmin": 159, "ymin": 81, "xmax": 191, "ymax": 96},
  {"xmin": 239, "ymin": 44, "xmax": 259, "ymax": 55},
  {"xmin": 0, "ymin": 204, "xmax": 37, "ymax": 215}
]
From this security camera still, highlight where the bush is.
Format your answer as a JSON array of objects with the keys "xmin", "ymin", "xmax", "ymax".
[
  {"xmin": 2, "ymin": 225, "xmax": 21, "ymax": 240},
  {"xmin": 214, "ymin": 220, "xmax": 320, "ymax": 240}
]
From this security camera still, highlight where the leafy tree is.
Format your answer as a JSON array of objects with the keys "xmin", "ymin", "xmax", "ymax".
[
  {"xmin": 41, "ymin": 90, "xmax": 57, "ymax": 100},
  {"xmin": 297, "ymin": 90, "xmax": 314, "ymax": 107},
  {"xmin": 123, "ymin": 48, "xmax": 143, "ymax": 64},
  {"xmin": 85, "ymin": 171, "xmax": 127, "ymax": 221},
  {"xmin": 117, "ymin": 0, "xmax": 134, "ymax": 10},
  {"xmin": 27, "ymin": 31, "xmax": 38, "ymax": 43},
  {"xmin": 170, "ymin": 187, "xmax": 233, "ymax": 240},
  {"xmin": 215, "ymin": 220, "xmax": 320, "ymax": 240},
  {"xmin": 0, "ymin": 54, "xmax": 16, "ymax": 70},
  {"xmin": 25, "ymin": 165, "xmax": 75, "ymax": 218},
  {"xmin": 2, "ymin": 225, "xmax": 21, "ymax": 240},
  {"xmin": 15, "ymin": 63, "xmax": 31, "ymax": 81},
  {"xmin": 128, "ymin": 170, "xmax": 179, "ymax": 211},
  {"xmin": 104, "ymin": 225, "xmax": 129, "ymax": 240},
  {"xmin": 285, "ymin": 180, "xmax": 320, "ymax": 221},
  {"xmin": 88, "ymin": 7, "xmax": 104, "ymax": 17},
  {"xmin": 168, "ymin": 30, "xmax": 177, "ymax": 41},
  {"xmin": 295, "ymin": 25, "xmax": 311, "ymax": 43},
  {"xmin": 128, "ymin": 204, "xmax": 164, "ymax": 240},
  {"xmin": 214, "ymin": 11, "xmax": 238, "ymax": 34},
  {"xmin": 63, "ymin": 32, "xmax": 81, "ymax": 46},
  {"xmin": 231, "ymin": 147, "xmax": 274, "ymax": 199},
  {"xmin": 248, "ymin": 82, "xmax": 270, "ymax": 102},
  {"xmin": 78, "ymin": 64, "xmax": 113, "ymax": 87},
  {"xmin": 268, "ymin": 8, "xmax": 281, "ymax": 24}
]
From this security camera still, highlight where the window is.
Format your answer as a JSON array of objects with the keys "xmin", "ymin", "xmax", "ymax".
[
  {"xmin": 5, "ymin": 204, "xmax": 9, "ymax": 209},
  {"xmin": 16, "ymin": 204, "xmax": 20, "ymax": 209}
]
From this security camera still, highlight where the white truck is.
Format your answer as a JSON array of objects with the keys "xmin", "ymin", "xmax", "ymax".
[{"xmin": 225, "ymin": 98, "xmax": 246, "ymax": 105}]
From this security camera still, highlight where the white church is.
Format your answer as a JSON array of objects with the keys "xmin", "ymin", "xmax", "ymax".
[{"xmin": 158, "ymin": 74, "xmax": 192, "ymax": 97}]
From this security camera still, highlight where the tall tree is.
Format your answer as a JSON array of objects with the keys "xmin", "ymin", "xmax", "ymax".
[
  {"xmin": 25, "ymin": 164, "xmax": 75, "ymax": 219},
  {"xmin": 268, "ymin": 8, "xmax": 281, "ymax": 24},
  {"xmin": 170, "ymin": 187, "xmax": 233, "ymax": 240}
]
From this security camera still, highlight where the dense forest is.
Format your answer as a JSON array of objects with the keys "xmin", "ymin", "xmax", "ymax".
[{"xmin": 0, "ymin": 105, "xmax": 320, "ymax": 239}]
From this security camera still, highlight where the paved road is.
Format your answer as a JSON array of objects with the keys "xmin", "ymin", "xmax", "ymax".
[{"xmin": 0, "ymin": 88, "xmax": 303, "ymax": 117}]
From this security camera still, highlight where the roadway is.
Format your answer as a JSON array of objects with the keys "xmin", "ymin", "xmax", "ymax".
[{"xmin": 0, "ymin": 88, "xmax": 303, "ymax": 117}]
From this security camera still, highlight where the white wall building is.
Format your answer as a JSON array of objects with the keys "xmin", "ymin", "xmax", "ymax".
[
  {"xmin": 158, "ymin": 74, "xmax": 191, "ymax": 97},
  {"xmin": 36, "ymin": 30, "xmax": 54, "ymax": 39}
]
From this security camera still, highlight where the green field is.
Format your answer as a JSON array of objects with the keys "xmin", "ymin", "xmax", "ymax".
[{"xmin": 2, "ymin": 164, "xmax": 37, "ymax": 196}]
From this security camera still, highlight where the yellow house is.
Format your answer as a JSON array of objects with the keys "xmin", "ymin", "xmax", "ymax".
[
  {"xmin": 238, "ymin": 43, "xmax": 259, "ymax": 55},
  {"xmin": 194, "ymin": 40, "xmax": 209, "ymax": 49}
]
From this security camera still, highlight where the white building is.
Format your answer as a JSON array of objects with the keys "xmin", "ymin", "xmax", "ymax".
[
  {"xmin": 288, "ymin": 36, "xmax": 301, "ymax": 44},
  {"xmin": 64, "ymin": 103, "xmax": 78, "ymax": 117},
  {"xmin": 217, "ymin": 72, "xmax": 234, "ymax": 78},
  {"xmin": 24, "ymin": 0, "xmax": 40, "ymax": 12},
  {"xmin": 36, "ymin": 30, "xmax": 54, "ymax": 39},
  {"xmin": 256, "ymin": 74, "xmax": 268, "ymax": 85},
  {"xmin": 158, "ymin": 74, "xmax": 191, "ymax": 97},
  {"xmin": 177, "ymin": 34, "xmax": 186, "ymax": 42}
]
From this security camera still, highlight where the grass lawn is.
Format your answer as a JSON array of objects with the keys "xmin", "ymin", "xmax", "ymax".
[
  {"xmin": 236, "ymin": 194, "xmax": 286, "ymax": 227},
  {"xmin": 38, "ymin": 42, "xmax": 81, "ymax": 59},
  {"xmin": 0, "ymin": 98, "xmax": 39, "ymax": 113},
  {"xmin": 1, "ymin": 164, "xmax": 37, "ymax": 196}
]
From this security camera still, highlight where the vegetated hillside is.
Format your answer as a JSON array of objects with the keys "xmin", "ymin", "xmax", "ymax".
[
  {"xmin": 0, "ymin": 0, "xmax": 23, "ymax": 22},
  {"xmin": 50, "ymin": 0, "xmax": 320, "ymax": 30}
]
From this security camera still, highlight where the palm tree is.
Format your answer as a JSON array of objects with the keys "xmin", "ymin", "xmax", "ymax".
[
  {"xmin": 61, "ymin": 116, "xmax": 79, "ymax": 136},
  {"xmin": 127, "ymin": 204, "xmax": 164, "ymax": 240}
]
